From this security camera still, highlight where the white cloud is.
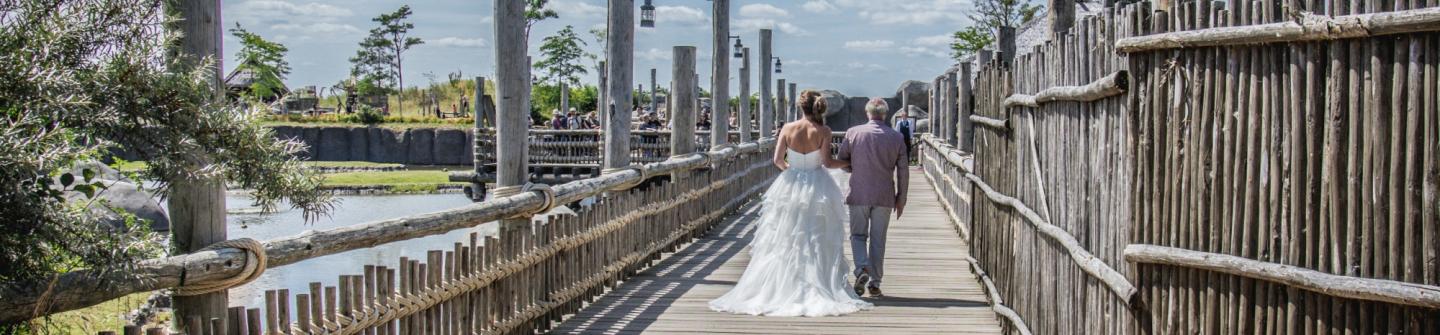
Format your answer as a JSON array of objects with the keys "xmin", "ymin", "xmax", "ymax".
[
  {"xmin": 843, "ymin": 39, "xmax": 895, "ymax": 51},
  {"xmin": 846, "ymin": 62, "xmax": 887, "ymax": 72},
  {"xmin": 900, "ymin": 46, "xmax": 949, "ymax": 58},
  {"xmin": 802, "ymin": 0, "xmax": 838, "ymax": 12},
  {"xmin": 271, "ymin": 22, "xmax": 361, "ymax": 35},
  {"xmin": 739, "ymin": 4, "xmax": 790, "ymax": 18},
  {"xmin": 734, "ymin": 18, "xmax": 810, "ymax": 36},
  {"xmin": 480, "ymin": 16, "xmax": 494, "ymax": 24},
  {"xmin": 825, "ymin": 0, "xmax": 973, "ymax": 25},
  {"xmin": 655, "ymin": 5, "xmax": 709, "ymax": 26},
  {"xmin": 233, "ymin": 0, "xmax": 353, "ymax": 19},
  {"xmin": 429, "ymin": 37, "xmax": 487, "ymax": 48},
  {"xmin": 552, "ymin": 0, "xmax": 606, "ymax": 18},
  {"xmin": 912, "ymin": 34, "xmax": 952, "ymax": 46},
  {"xmin": 638, "ymin": 48, "xmax": 672, "ymax": 62}
]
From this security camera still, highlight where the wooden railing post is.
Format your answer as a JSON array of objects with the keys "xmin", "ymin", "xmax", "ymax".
[
  {"xmin": 776, "ymin": 78, "xmax": 787, "ymax": 123},
  {"xmin": 710, "ymin": 0, "xmax": 730, "ymax": 148},
  {"xmin": 494, "ymin": 0, "xmax": 530, "ymax": 232},
  {"xmin": 650, "ymin": 68, "xmax": 658, "ymax": 117},
  {"xmin": 471, "ymin": 77, "xmax": 489, "ymax": 201},
  {"xmin": 998, "ymin": 26, "xmax": 1017, "ymax": 64},
  {"xmin": 671, "ymin": 46, "xmax": 698, "ymax": 158},
  {"xmin": 758, "ymin": 29, "xmax": 774, "ymax": 138},
  {"xmin": 1049, "ymin": 0, "xmax": 1076, "ymax": 40},
  {"xmin": 738, "ymin": 47, "xmax": 752, "ymax": 143},
  {"xmin": 946, "ymin": 69, "xmax": 959, "ymax": 146},
  {"xmin": 958, "ymin": 63, "xmax": 975, "ymax": 153},
  {"xmin": 597, "ymin": 60, "xmax": 607, "ymax": 129},
  {"xmin": 787, "ymin": 82, "xmax": 798, "ymax": 122},
  {"xmin": 604, "ymin": 0, "xmax": 635, "ymax": 170},
  {"xmin": 167, "ymin": 0, "xmax": 228, "ymax": 329}
]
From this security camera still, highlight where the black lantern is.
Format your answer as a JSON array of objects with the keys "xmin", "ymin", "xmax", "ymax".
[
  {"xmin": 640, "ymin": 0, "xmax": 656, "ymax": 28},
  {"xmin": 773, "ymin": 57, "xmax": 783, "ymax": 74}
]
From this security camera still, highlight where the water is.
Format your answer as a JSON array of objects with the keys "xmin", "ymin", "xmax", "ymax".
[{"xmin": 222, "ymin": 193, "xmax": 490, "ymax": 308}]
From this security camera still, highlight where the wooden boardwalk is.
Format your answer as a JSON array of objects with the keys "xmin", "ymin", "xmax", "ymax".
[{"xmin": 552, "ymin": 169, "xmax": 1002, "ymax": 334}]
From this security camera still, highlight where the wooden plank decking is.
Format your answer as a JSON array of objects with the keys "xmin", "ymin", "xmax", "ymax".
[{"xmin": 552, "ymin": 168, "xmax": 1002, "ymax": 334}]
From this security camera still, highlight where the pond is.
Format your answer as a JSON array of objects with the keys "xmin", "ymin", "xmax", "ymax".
[{"xmin": 222, "ymin": 193, "xmax": 492, "ymax": 308}]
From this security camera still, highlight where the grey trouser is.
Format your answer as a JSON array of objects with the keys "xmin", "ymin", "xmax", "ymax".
[{"xmin": 849, "ymin": 205, "xmax": 892, "ymax": 287}]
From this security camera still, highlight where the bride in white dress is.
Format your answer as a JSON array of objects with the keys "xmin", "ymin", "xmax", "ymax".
[{"xmin": 709, "ymin": 90, "xmax": 873, "ymax": 317}]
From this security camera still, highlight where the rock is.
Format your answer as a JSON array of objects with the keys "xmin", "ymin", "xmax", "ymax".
[
  {"xmin": 892, "ymin": 105, "xmax": 929, "ymax": 133},
  {"xmin": 893, "ymin": 80, "xmax": 931, "ymax": 112},
  {"xmin": 63, "ymin": 179, "xmax": 169, "ymax": 232},
  {"xmin": 68, "ymin": 161, "xmax": 132, "ymax": 183},
  {"xmin": 406, "ymin": 128, "xmax": 435, "ymax": 165},
  {"xmin": 301, "ymin": 127, "xmax": 321, "ymax": 159},
  {"xmin": 433, "ymin": 129, "xmax": 467, "ymax": 165},
  {"xmin": 349, "ymin": 127, "xmax": 370, "ymax": 161},
  {"xmin": 370, "ymin": 127, "xmax": 405, "ymax": 163},
  {"xmin": 463, "ymin": 129, "xmax": 475, "ymax": 164},
  {"xmin": 817, "ymin": 90, "xmax": 848, "ymax": 117},
  {"xmin": 317, "ymin": 127, "xmax": 351, "ymax": 161}
]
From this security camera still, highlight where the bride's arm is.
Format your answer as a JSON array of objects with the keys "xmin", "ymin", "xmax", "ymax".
[{"xmin": 773, "ymin": 126, "xmax": 789, "ymax": 170}]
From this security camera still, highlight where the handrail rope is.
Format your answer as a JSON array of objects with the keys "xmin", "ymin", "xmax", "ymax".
[
  {"xmin": 295, "ymin": 159, "xmax": 775, "ymax": 334},
  {"xmin": 174, "ymin": 238, "xmax": 266, "ymax": 296}
]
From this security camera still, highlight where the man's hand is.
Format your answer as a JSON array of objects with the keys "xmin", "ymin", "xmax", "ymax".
[{"xmin": 895, "ymin": 198, "xmax": 906, "ymax": 218}]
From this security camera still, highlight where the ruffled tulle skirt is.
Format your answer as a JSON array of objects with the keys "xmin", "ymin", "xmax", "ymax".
[{"xmin": 708, "ymin": 167, "xmax": 873, "ymax": 317}]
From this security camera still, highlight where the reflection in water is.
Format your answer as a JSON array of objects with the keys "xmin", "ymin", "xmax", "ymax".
[{"xmin": 224, "ymin": 193, "xmax": 490, "ymax": 308}]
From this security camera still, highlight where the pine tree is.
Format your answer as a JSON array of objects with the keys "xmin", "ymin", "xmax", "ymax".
[
  {"xmin": 350, "ymin": 5, "xmax": 423, "ymax": 113},
  {"xmin": 230, "ymin": 23, "xmax": 290, "ymax": 102}
]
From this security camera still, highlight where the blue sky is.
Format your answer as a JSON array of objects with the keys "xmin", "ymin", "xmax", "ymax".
[{"xmin": 221, "ymin": 0, "xmax": 975, "ymax": 97}]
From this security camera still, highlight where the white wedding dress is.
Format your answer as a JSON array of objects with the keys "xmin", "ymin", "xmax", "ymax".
[{"xmin": 708, "ymin": 148, "xmax": 874, "ymax": 317}]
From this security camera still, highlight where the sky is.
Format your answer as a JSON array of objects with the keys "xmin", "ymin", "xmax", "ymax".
[{"xmin": 221, "ymin": 0, "xmax": 978, "ymax": 98}]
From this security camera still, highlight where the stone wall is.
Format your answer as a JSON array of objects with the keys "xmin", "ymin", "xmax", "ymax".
[{"xmin": 270, "ymin": 125, "xmax": 475, "ymax": 165}]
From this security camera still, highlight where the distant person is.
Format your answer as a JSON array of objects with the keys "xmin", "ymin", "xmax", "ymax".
[
  {"xmin": 567, "ymin": 111, "xmax": 582, "ymax": 130},
  {"xmin": 550, "ymin": 109, "xmax": 567, "ymax": 130},
  {"xmin": 895, "ymin": 110, "xmax": 914, "ymax": 162},
  {"xmin": 697, "ymin": 112, "xmax": 712, "ymax": 131}
]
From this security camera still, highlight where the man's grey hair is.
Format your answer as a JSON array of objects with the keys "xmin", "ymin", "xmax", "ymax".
[{"xmin": 865, "ymin": 98, "xmax": 889, "ymax": 119}]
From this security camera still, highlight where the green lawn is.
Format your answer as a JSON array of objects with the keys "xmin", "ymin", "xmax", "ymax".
[
  {"xmin": 111, "ymin": 160, "xmax": 148, "ymax": 173},
  {"xmin": 36, "ymin": 292, "xmax": 166, "ymax": 334},
  {"xmin": 321, "ymin": 170, "xmax": 461, "ymax": 186},
  {"xmin": 304, "ymin": 161, "xmax": 404, "ymax": 169}
]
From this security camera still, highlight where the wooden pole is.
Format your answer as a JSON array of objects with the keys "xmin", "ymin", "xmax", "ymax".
[
  {"xmin": 597, "ymin": 61, "xmax": 607, "ymax": 129},
  {"xmin": 958, "ymin": 62, "xmax": 975, "ymax": 153},
  {"xmin": 787, "ymin": 82, "xmax": 798, "ymax": 122},
  {"xmin": 560, "ymin": 81, "xmax": 570, "ymax": 118},
  {"xmin": 758, "ymin": 29, "xmax": 774, "ymax": 138},
  {"xmin": 672, "ymin": 46, "xmax": 698, "ymax": 157},
  {"xmin": 471, "ymin": 77, "xmax": 488, "ymax": 201},
  {"xmin": 946, "ymin": 69, "xmax": 958, "ymax": 145},
  {"xmin": 739, "ymin": 47, "xmax": 752, "ymax": 142},
  {"xmin": 710, "ymin": 0, "xmax": 730, "ymax": 148},
  {"xmin": 776, "ymin": 78, "xmax": 787, "ymax": 123},
  {"xmin": 1049, "ymin": 0, "xmax": 1076, "ymax": 40},
  {"xmin": 604, "ymin": 0, "xmax": 634, "ymax": 169},
  {"xmin": 650, "ymin": 68, "xmax": 658, "ymax": 117},
  {"xmin": 998, "ymin": 26, "xmax": 1017, "ymax": 64},
  {"xmin": 167, "ymin": 0, "xmax": 227, "ymax": 329},
  {"xmin": 494, "ymin": 0, "xmax": 529, "ymax": 232}
]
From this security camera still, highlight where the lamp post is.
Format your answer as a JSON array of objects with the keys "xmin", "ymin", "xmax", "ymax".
[
  {"xmin": 772, "ymin": 57, "xmax": 783, "ymax": 74},
  {"xmin": 640, "ymin": 0, "xmax": 656, "ymax": 28}
]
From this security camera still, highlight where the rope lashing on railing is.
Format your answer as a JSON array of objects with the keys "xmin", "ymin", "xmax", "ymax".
[
  {"xmin": 602, "ymin": 165, "xmax": 650, "ymax": 190},
  {"xmin": 964, "ymin": 172, "xmax": 1139, "ymax": 305},
  {"xmin": 1001, "ymin": 71, "xmax": 1129, "ymax": 108},
  {"xmin": 290, "ymin": 159, "xmax": 775, "ymax": 334},
  {"xmin": 1125, "ymin": 244, "xmax": 1440, "ymax": 309},
  {"xmin": 969, "ymin": 115, "xmax": 1010, "ymax": 131},
  {"xmin": 174, "ymin": 238, "xmax": 266, "ymax": 296}
]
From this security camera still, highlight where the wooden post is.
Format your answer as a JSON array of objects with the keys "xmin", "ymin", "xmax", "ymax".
[
  {"xmin": 978, "ymin": 49, "xmax": 993, "ymax": 64},
  {"xmin": 758, "ymin": 29, "xmax": 774, "ymax": 138},
  {"xmin": 597, "ymin": 61, "xmax": 607, "ymax": 129},
  {"xmin": 776, "ymin": 78, "xmax": 787, "ymax": 123},
  {"xmin": 671, "ymin": 46, "xmax": 698, "ymax": 157},
  {"xmin": 1049, "ymin": 0, "xmax": 1076, "ymax": 40},
  {"xmin": 472, "ymin": 77, "xmax": 488, "ymax": 201},
  {"xmin": 958, "ymin": 62, "xmax": 975, "ymax": 153},
  {"xmin": 946, "ymin": 68, "xmax": 959, "ymax": 146},
  {"xmin": 998, "ymin": 26, "xmax": 1017, "ymax": 64},
  {"xmin": 710, "ymin": 0, "xmax": 731, "ymax": 148},
  {"xmin": 167, "ymin": 0, "xmax": 227, "ymax": 329},
  {"xmin": 788, "ymin": 82, "xmax": 798, "ymax": 122},
  {"xmin": 560, "ymin": 81, "xmax": 570, "ymax": 118},
  {"xmin": 650, "ymin": 68, "xmax": 658, "ymax": 117},
  {"xmin": 738, "ymin": 47, "xmax": 752, "ymax": 142},
  {"xmin": 931, "ymin": 77, "xmax": 940, "ymax": 135},
  {"xmin": 494, "ymin": 0, "xmax": 530, "ymax": 232},
  {"xmin": 605, "ymin": 0, "xmax": 636, "ymax": 171}
]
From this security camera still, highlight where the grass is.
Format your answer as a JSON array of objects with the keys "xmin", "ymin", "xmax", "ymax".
[
  {"xmin": 35, "ymin": 292, "xmax": 166, "ymax": 334},
  {"xmin": 303, "ymin": 161, "xmax": 404, "ymax": 169},
  {"xmin": 321, "ymin": 170, "xmax": 462, "ymax": 187},
  {"xmin": 111, "ymin": 160, "xmax": 148, "ymax": 173}
]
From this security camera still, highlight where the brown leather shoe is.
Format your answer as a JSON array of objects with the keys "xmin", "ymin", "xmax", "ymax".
[
  {"xmin": 868, "ymin": 286, "xmax": 883, "ymax": 297},
  {"xmin": 853, "ymin": 272, "xmax": 870, "ymax": 296}
]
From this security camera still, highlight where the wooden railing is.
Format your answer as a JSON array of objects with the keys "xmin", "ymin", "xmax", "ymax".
[
  {"xmin": 6, "ymin": 136, "xmax": 780, "ymax": 333},
  {"xmin": 922, "ymin": 1, "xmax": 1440, "ymax": 334}
]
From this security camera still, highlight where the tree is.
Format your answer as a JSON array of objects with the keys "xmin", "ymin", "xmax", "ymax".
[
  {"xmin": 350, "ymin": 5, "xmax": 423, "ymax": 114},
  {"xmin": 534, "ymin": 26, "xmax": 594, "ymax": 86},
  {"xmin": 525, "ymin": 0, "xmax": 559, "ymax": 39},
  {"xmin": 949, "ymin": 26, "xmax": 994, "ymax": 62},
  {"xmin": 230, "ymin": 23, "xmax": 290, "ymax": 102},
  {"xmin": 0, "ymin": 1, "xmax": 331, "ymax": 329}
]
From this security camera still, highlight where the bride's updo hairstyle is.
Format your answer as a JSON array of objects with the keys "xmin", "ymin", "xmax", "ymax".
[{"xmin": 797, "ymin": 90, "xmax": 825, "ymax": 124}]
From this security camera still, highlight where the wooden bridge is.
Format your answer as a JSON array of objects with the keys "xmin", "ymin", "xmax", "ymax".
[{"xmin": 10, "ymin": 1, "xmax": 1440, "ymax": 334}]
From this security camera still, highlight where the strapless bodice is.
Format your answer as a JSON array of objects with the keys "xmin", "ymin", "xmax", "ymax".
[{"xmin": 786, "ymin": 149, "xmax": 824, "ymax": 170}]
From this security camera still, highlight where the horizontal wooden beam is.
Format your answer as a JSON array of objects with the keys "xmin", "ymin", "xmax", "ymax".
[
  {"xmin": 966, "ymin": 172, "xmax": 1138, "ymax": 305},
  {"xmin": 970, "ymin": 115, "xmax": 1010, "ymax": 131},
  {"xmin": 965, "ymin": 256, "xmax": 1033, "ymax": 335},
  {"xmin": 1003, "ymin": 71, "xmax": 1129, "ymax": 108},
  {"xmin": 1116, "ymin": 7, "xmax": 1440, "ymax": 53},
  {"xmin": 0, "ymin": 138, "xmax": 776, "ymax": 324},
  {"xmin": 1125, "ymin": 244, "xmax": 1440, "ymax": 309}
]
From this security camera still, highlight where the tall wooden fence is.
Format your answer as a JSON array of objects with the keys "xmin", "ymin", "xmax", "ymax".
[{"xmin": 922, "ymin": 1, "xmax": 1440, "ymax": 334}]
